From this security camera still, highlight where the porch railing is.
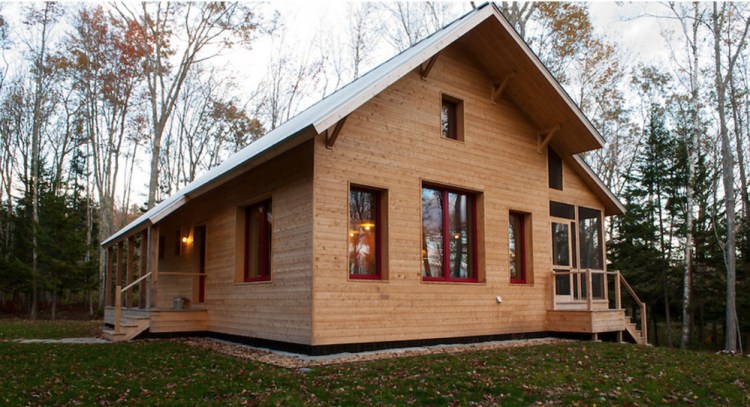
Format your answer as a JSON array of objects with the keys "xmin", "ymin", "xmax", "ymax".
[
  {"xmin": 552, "ymin": 269, "xmax": 647, "ymax": 342},
  {"xmin": 114, "ymin": 272, "xmax": 152, "ymax": 335}
]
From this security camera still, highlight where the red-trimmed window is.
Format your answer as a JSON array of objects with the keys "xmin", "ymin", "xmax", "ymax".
[
  {"xmin": 244, "ymin": 200, "xmax": 272, "ymax": 282},
  {"xmin": 509, "ymin": 212, "xmax": 526, "ymax": 283},
  {"xmin": 421, "ymin": 186, "xmax": 477, "ymax": 282},
  {"xmin": 348, "ymin": 187, "xmax": 381, "ymax": 279}
]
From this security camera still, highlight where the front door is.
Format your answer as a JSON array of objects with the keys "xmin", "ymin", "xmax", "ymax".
[{"xmin": 552, "ymin": 219, "xmax": 574, "ymax": 301}]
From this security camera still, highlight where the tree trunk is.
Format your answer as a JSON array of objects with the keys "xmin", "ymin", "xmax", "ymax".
[{"xmin": 711, "ymin": 2, "xmax": 740, "ymax": 353}]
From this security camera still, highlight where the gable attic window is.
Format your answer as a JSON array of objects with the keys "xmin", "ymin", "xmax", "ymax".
[
  {"xmin": 548, "ymin": 147, "xmax": 563, "ymax": 190},
  {"xmin": 244, "ymin": 200, "xmax": 272, "ymax": 282},
  {"xmin": 441, "ymin": 94, "xmax": 464, "ymax": 141}
]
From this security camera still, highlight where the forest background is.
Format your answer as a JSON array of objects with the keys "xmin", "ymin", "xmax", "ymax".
[{"xmin": 0, "ymin": 1, "xmax": 748, "ymax": 353}]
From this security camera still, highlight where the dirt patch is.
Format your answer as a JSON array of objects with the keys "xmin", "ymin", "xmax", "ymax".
[{"xmin": 180, "ymin": 337, "xmax": 574, "ymax": 369}]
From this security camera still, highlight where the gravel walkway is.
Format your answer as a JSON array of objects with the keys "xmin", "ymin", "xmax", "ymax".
[{"xmin": 180, "ymin": 337, "xmax": 574, "ymax": 369}]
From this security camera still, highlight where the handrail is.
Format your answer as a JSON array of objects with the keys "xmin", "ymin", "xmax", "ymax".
[
  {"xmin": 121, "ymin": 272, "xmax": 152, "ymax": 293},
  {"xmin": 614, "ymin": 270, "xmax": 648, "ymax": 343},
  {"xmin": 115, "ymin": 272, "xmax": 152, "ymax": 335}
]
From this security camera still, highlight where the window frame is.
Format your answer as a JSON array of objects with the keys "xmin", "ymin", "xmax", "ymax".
[
  {"xmin": 440, "ymin": 94, "xmax": 464, "ymax": 141},
  {"xmin": 508, "ymin": 211, "xmax": 527, "ymax": 284},
  {"xmin": 421, "ymin": 184, "xmax": 478, "ymax": 283},
  {"xmin": 348, "ymin": 186, "xmax": 383, "ymax": 280},
  {"xmin": 243, "ymin": 199, "xmax": 272, "ymax": 282}
]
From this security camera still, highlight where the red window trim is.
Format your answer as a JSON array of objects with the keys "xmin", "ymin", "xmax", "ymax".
[
  {"xmin": 244, "ymin": 200, "xmax": 271, "ymax": 282},
  {"xmin": 421, "ymin": 186, "xmax": 478, "ymax": 283},
  {"xmin": 509, "ymin": 211, "xmax": 527, "ymax": 284},
  {"xmin": 349, "ymin": 187, "xmax": 382, "ymax": 280}
]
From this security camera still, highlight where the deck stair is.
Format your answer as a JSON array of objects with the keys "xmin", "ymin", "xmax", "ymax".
[{"xmin": 103, "ymin": 315, "xmax": 150, "ymax": 342}]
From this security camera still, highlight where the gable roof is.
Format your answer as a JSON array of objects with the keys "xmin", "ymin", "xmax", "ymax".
[{"xmin": 103, "ymin": 3, "xmax": 622, "ymax": 246}]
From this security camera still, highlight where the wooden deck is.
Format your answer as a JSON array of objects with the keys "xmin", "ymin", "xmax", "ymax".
[{"xmin": 104, "ymin": 307, "xmax": 208, "ymax": 334}]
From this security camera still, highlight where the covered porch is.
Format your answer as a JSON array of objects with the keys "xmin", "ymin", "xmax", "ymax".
[
  {"xmin": 547, "ymin": 269, "xmax": 647, "ymax": 344},
  {"xmin": 102, "ymin": 225, "xmax": 208, "ymax": 342}
]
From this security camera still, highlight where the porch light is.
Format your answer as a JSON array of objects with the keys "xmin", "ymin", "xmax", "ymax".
[
  {"xmin": 453, "ymin": 233, "xmax": 461, "ymax": 240},
  {"xmin": 181, "ymin": 236, "xmax": 189, "ymax": 244}
]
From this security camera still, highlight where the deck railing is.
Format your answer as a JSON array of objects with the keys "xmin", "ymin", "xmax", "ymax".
[
  {"xmin": 552, "ymin": 269, "xmax": 647, "ymax": 342},
  {"xmin": 114, "ymin": 272, "xmax": 152, "ymax": 334}
]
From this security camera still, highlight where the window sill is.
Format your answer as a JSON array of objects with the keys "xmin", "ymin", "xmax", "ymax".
[
  {"xmin": 421, "ymin": 278, "xmax": 482, "ymax": 285},
  {"xmin": 235, "ymin": 278, "xmax": 272, "ymax": 285}
]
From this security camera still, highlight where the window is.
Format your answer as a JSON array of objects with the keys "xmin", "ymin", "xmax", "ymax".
[
  {"xmin": 548, "ymin": 147, "xmax": 563, "ymax": 190},
  {"xmin": 244, "ymin": 200, "xmax": 272, "ymax": 281},
  {"xmin": 175, "ymin": 229, "xmax": 182, "ymax": 255},
  {"xmin": 441, "ymin": 95, "xmax": 464, "ymax": 141},
  {"xmin": 158, "ymin": 236, "xmax": 165, "ymax": 259},
  {"xmin": 579, "ymin": 206, "xmax": 604, "ymax": 298},
  {"xmin": 349, "ymin": 187, "xmax": 381, "ymax": 279},
  {"xmin": 421, "ymin": 186, "xmax": 476, "ymax": 281},
  {"xmin": 508, "ymin": 212, "xmax": 529, "ymax": 283}
]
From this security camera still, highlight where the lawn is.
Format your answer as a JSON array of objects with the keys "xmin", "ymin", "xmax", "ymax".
[
  {"xmin": 0, "ymin": 319, "xmax": 101, "ymax": 340},
  {"xmin": 1, "ymin": 321, "xmax": 749, "ymax": 405}
]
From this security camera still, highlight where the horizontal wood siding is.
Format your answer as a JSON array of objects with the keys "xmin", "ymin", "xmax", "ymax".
[
  {"xmin": 312, "ymin": 44, "xmax": 608, "ymax": 345},
  {"xmin": 156, "ymin": 141, "xmax": 314, "ymax": 345}
]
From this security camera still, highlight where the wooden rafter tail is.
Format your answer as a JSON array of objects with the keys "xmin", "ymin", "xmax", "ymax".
[
  {"xmin": 491, "ymin": 71, "xmax": 515, "ymax": 104},
  {"xmin": 325, "ymin": 115, "xmax": 349, "ymax": 149},
  {"xmin": 537, "ymin": 124, "xmax": 561, "ymax": 153},
  {"xmin": 420, "ymin": 54, "xmax": 440, "ymax": 80}
]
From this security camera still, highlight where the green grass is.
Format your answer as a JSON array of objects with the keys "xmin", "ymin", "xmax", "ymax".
[
  {"xmin": 0, "ymin": 319, "xmax": 101, "ymax": 340},
  {"xmin": 1, "ymin": 321, "xmax": 749, "ymax": 405}
]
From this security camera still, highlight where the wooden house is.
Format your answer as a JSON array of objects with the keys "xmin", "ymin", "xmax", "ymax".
[{"xmin": 102, "ymin": 4, "xmax": 647, "ymax": 354}]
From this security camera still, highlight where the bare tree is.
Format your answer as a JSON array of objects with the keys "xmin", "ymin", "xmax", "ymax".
[
  {"xmin": 114, "ymin": 2, "xmax": 258, "ymax": 209},
  {"xmin": 709, "ymin": 1, "xmax": 750, "ymax": 353}
]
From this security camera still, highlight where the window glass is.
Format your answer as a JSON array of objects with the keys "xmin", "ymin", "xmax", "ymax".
[
  {"xmin": 448, "ymin": 191, "xmax": 473, "ymax": 279},
  {"xmin": 509, "ymin": 212, "xmax": 525, "ymax": 282},
  {"xmin": 551, "ymin": 222, "xmax": 570, "ymax": 267},
  {"xmin": 441, "ymin": 98, "xmax": 458, "ymax": 140},
  {"xmin": 245, "ymin": 200, "xmax": 272, "ymax": 281},
  {"xmin": 349, "ymin": 188, "xmax": 380, "ymax": 278},
  {"xmin": 421, "ymin": 187, "xmax": 444, "ymax": 278},
  {"xmin": 550, "ymin": 201, "xmax": 575, "ymax": 219},
  {"xmin": 578, "ymin": 207, "xmax": 603, "ymax": 270},
  {"xmin": 548, "ymin": 148, "xmax": 563, "ymax": 190},
  {"xmin": 422, "ymin": 186, "xmax": 476, "ymax": 281}
]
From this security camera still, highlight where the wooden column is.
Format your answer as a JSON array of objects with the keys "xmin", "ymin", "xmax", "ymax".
[
  {"xmin": 147, "ymin": 225, "xmax": 160, "ymax": 309},
  {"xmin": 615, "ymin": 271, "xmax": 622, "ymax": 310},
  {"xmin": 126, "ymin": 237, "xmax": 135, "ymax": 308},
  {"xmin": 105, "ymin": 247, "xmax": 114, "ymax": 306},
  {"xmin": 139, "ymin": 230, "xmax": 148, "ymax": 308},
  {"xmin": 586, "ymin": 269, "xmax": 593, "ymax": 311},
  {"xmin": 116, "ymin": 241, "xmax": 124, "ymax": 307}
]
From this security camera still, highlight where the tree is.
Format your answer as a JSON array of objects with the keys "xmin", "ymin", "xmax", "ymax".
[
  {"xmin": 709, "ymin": 2, "xmax": 750, "ymax": 353},
  {"xmin": 114, "ymin": 2, "xmax": 258, "ymax": 209}
]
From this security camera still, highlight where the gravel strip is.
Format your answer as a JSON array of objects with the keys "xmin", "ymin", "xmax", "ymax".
[{"xmin": 180, "ymin": 337, "xmax": 574, "ymax": 369}]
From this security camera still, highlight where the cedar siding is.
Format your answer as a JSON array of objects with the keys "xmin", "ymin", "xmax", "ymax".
[{"xmin": 311, "ymin": 44, "xmax": 606, "ymax": 346}]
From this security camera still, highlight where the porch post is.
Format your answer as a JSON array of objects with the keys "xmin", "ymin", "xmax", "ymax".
[
  {"xmin": 116, "ymin": 241, "xmax": 124, "ymax": 307},
  {"xmin": 147, "ymin": 224, "xmax": 160, "ymax": 309},
  {"xmin": 586, "ymin": 269, "xmax": 593, "ymax": 311},
  {"xmin": 139, "ymin": 230, "xmax": 148, "ymax": 308},
  {"xmin": 105, "ymin": 246, "xmax": 114, "ymax": 306},
  {"xmin": 615, "ymin": 271, "xmax": 622, "ymax": 310},
  {"xmin": 551, "ymin": 271, "xmax": 557, "ymax": 311},
  {"xmin": 126, "ymin": 236, "xmax": 135, "ymax": 308}
]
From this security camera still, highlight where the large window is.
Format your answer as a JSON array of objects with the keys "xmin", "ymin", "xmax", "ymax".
[
  {"xmin": 244, "ymin": 200, "xmax": 272, "ymax": 282},
  {"xmin": 509, "ymin": 212, "xmax": 528, "ymax": 283},
  {"xmin": 349, "ymin": 187, "xmax": 381, "ymax": 279},
  {"xmin": 441, "ymin": 95, "xmax": 464, "ymax": 141},
  {"xmin": 421, "ymin": 186, "xmax": 476, "ymax": 281}
]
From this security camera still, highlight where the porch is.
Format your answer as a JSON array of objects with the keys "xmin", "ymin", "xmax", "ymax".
[
  {"xmin": 547, "ymin": 269, "xmax": 647, "ymax": 344},
  {"xmin": 102, "ymin": 225, "xmax": 207, "ymax": 342}
]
